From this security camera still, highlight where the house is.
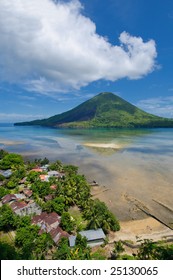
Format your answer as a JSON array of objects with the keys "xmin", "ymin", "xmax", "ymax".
[
  {"xmin": 2, "ymin": 193, "xmax": 26, "ymax": 204},
  {"xmin": 50, "ymin": 185, "xmax": 57, "ymax": 190},
  {"xmin": 0, "ymin": 169, "xmax": 12, "ymax": 178},
  {"xmin": 32, "ymin": 212, "xmax": 61, "ymax": 233},
  {"xmin": 69, "ymin": 228, "xmax": 106, "ymax": 247},
  {"xmin": 14, "ymin": 194, "xmax": 26, "ymax": 200},
  {"xmin": 49, "ymin": 227, "xmax": 69, "ymax": 244},
  {"xmin": 22, "ymin": 189, "xmax": 33, "ymax": 198},
  {"xmin": 19, "ymin": 177, "xmax": 27, "ymax": 184},
  {"xmin": 48, "ymin": 171, "xmax": 60, "ymax": 177},
  {"xmin": 41, "ymin": 164, "xmax": 49, "ymax": 171},
  {"xmin": 44, "ymin": 194, "xmax": 53, "ymax": 202},
  {"xmin": 39, "ymin": 174, "xmax": 49, "ymax": 182},
  {"xmin": 31, "ymin": 212, "xmax": 70, "ymax": 244},
  {"xmin": 2, "ymin": 194, "xmax": 17, "ymax": 204},
  {"xmin": 10, "ymin": 201, "xmax": 27, "ymax": 215},
  {"xmin": 31, "ymin": 168, "xmax": 43, "ymax": 172},
  {"xmin": 9, "ymin": 201, "xmax": 42, "ymax": 216}
]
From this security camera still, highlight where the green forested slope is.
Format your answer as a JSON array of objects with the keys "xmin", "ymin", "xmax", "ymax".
[{"xmin": 14, "ymin": 92, "xmax": 173, "ymax": 128}]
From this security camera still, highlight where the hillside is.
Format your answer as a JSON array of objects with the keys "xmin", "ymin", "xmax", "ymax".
[{"xmin": 14, "ymin": 92, "xmax": 173, "ymax": 128}]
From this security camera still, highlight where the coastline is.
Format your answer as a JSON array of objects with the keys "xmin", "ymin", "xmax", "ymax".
[
  {"xmin": 109, "ymin": 217, "xmax": 173, "ymax": 243},
  {"xmin": 0, "ymin": 132, "xmax": 173, "ymax": 245}
]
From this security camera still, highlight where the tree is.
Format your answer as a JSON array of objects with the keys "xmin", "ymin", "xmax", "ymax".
[
  {"xmin": 16, "ymin": 216, "xmax": 31, "ymax": 229},
  {"xmin": 0, "ymin": 241, "xmax": 19, "ymax": 260},
  {"xmin": 137, "ymin": 239, "xmax": 173, "ymax": 260},
  {"xmin": 40, "ymin": 157, "xmax": 49, "ymax": 165},
  {"xmin": 53, "ymin": 237, "xmax": 71, "ymax": 260},
  {"xmin": 83, "ymin": 199, "xmax": 120, "ymax": 233},
  {"xmin": 34, "ymin": 233, "xmax": 53, "ymax": 259},
  {"xmin": 0, "ymin": 174, "xmax": 5, "ymax": 181},
  {"xmin": 60, "ymin": 212, "xmax": 75, "ymax": 233},
  {"xmin": 111, "ymin": 241, "xmax": 125, "ymax": 259},
  {"xmin": 0, "ymin": 153, "xmax": 24, "ymax": 170},
  {"xmin": 15, "ymin": 225, "xmax": 39, "ymax": 259},
  {"xmin": 49, "ymin": 160, "xmax": 63, "ymax": 171},
  {"xmin": 63, "ymin": 165, "xmax": 78, "ymax": 175},
  {"xmin": 26, "ymin": 171, "xmax": 40, "ymax": 183},
  {"xmin": 0, "ymin": 149, "xmax": 8, "ymax": 160},
  {"xmin": 0, "ymin": 187, "xmax": 10, "ymax": 199},
  {"xmin": 0, "ymin": 204, "xmax": 17, "ymax": 231}
]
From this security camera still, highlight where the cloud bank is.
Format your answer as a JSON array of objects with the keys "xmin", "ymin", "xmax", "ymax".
[
  {"xmin": 137, "ymin": 96, "xmax": 173, "ymax": 118},
  {"xmin": 0, "ymin": 0, "xmax": 157, "ymax": 93}
]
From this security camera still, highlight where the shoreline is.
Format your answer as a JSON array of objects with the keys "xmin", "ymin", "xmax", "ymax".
[{"xmin": 109, "ymin": 216, "xmax": 173, "ymax": 244}]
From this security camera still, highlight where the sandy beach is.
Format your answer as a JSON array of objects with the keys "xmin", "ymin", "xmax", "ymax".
[
  {"xmin": 109, "ymin": 217, "xmax": 173, "ymax": 243},
  {"xmin": 83, "ymin": 142, "xmax": 123, "ymax": 149}
]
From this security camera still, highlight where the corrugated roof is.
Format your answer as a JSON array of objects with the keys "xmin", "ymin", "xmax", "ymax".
[{"xmin": 79, "ymin": 229, "xmax": 106, "ymax": 241}]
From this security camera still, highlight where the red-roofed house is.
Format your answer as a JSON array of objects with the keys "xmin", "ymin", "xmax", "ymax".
[
  {"xmin": 32, "ymin": 212, "xmax": 61, "ymax": 232},
  {"xmin": 49, "ymin": 227, "xmax": 69, "ymax": 244},
  {"xmin": 31, "ymin": 168, "xmax": 43, "ymax": 172},
  {"xmin": 50, "ymin": 185, "xmax": 57, "ymax": 190},
  {"xmin": 10, "ymin": 201, "xmax": 27, "ymax": 214},
  {"xmin": 22, "ymin": 189, "xmax": 33, "ymax": 198},
  {"xmin": 39, "ymin": 174, "xmax": 49, "ymax": 182},
  {"xmin": 2, "ymin": 194, "xmax": 17, "ymax": 204}
]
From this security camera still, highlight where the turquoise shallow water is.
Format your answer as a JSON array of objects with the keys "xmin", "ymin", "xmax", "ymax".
[{"xmin": 1, "ymin": 123, "xmax": 173, "ymax": 220}]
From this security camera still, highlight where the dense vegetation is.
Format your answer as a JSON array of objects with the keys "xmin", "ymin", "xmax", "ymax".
[
  {"xmin": 0, "ymin": 150, "xmax": 120, "ymax": 259},
  {"xmin": 15, "ymin": 92, "xmax": 173, "ymax": 128}
]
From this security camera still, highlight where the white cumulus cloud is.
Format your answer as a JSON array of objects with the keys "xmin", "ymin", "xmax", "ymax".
[{"xmin": 0, "ymin": 0, "xmax": 157, "ymax": 93}]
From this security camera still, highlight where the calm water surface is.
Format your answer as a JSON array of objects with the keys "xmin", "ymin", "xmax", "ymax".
[{"xmin": 0, "ymin": 123, "xmax": 173, "ymax": 221}]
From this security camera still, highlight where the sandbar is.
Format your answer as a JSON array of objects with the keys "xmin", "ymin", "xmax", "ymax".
[
  {"xmin": 83, "ymin": 142, "xmax": 122, "ymax": 149},
  {"xmin": 0, "ymin": 139, "xmax": 25, "ymax": 146}
]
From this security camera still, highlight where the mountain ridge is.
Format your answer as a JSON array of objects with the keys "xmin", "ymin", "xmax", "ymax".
[{"xmin": 14, "ymin": 92, "xmax": 173, "ymax": 128}]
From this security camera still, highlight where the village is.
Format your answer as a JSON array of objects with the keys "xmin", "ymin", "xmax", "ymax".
[
  {"xmin": 0, "ymin": 162, "xmax": 107, "ymax": 248},
  {"xmin": 0, "ymin": 151, "xmax": 120, "ymax": 260}
]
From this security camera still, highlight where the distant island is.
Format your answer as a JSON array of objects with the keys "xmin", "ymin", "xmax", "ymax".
[{"xmin": 14, "ymin": 92, "xmax": 173, "ymax": 128}]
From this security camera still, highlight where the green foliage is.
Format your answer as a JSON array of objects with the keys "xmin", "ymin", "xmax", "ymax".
[
  {"xmin": 137, "ymin": 239, "xmax": 173, "ymax": 260},
  {"xmin": 0, "ymin": 204, "xmax": 18, "ymax": 231},
  {"xmin": 0, "ymin": 149, "xmax": 8, "ymax": 160},
  {"xmin": 111, "ymin": 241, "xmax": 125, "ymax": 259},
  {"xmin": 63, "ymin": 164, "xmax": 78, "ymax": 175},
  {"xmin": 60, "ymin": 212, "xmax": 75, "ymax": 233},
  {"xmin": 0, "ymin": 187, "xmax": 10, "ymax": 199},
  {"xmin": 49, "ymin": 160, "xmax": 63, "ymax": 171},
  {"xmin": 53, "ymin": 235, "xmax": 91, "ymax": 260},
  {"xmin": 33, "ymin": 233, "xmax": 53, "ymax": 259},
  {"xmin": 6, "ymin": 177, "xmax": 20, "ymax": 189},
  {"xmin": 40, "ymin": 157, "xmax": 49, "ymax": 165},
  {"xmin": 0, "ymin": 153, "xmax": 24, "ymax": 170},
  {"xmin": 0, "ymin": 174, "xmax": 5, "ymax": 181},
  {"xmin": 42, "ymin": 196, "xmax": 66, "ymax": 215},
  {"xmin": 16, "ymin": 216, "xmax": 31, "ymax": 229},
  {"xmin": 53, "ymin": 237, "xmax": 71, "ymax": 260},
  {"xmin": 15, "ymin": 225, "xmax": 39, "ymax": 259},
  {"xmin": 0, "ymin": 241, "xmax": 19, "ymax": 260},
  {"xmin": 83, "ymin": 199, "xmax": 120, "ymax": 233},
  {"xmin": 26, "ymin": 171, "xmax": 40, "ymax": 183},
  {"xmin": 31, "ymin": 180, "xmax": 51, "ymax": 198}
]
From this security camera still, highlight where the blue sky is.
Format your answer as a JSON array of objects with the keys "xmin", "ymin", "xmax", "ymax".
[{"xmin": 0, "ymin": 0, "xmax": 173, "ymax": 122}]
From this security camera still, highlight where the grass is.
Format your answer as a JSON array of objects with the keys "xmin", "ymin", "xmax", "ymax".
[
  {"xmin": 69, "ymin": 206, "xmax": 87, "ymax": 231},
  {"xmin": 0, "ymin": 230, "xmax": 15, "ymax": 244}
]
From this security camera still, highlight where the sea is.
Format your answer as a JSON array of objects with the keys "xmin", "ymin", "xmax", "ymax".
[{"xmin": 0, "ymin": 123, "xmax": 173, "ymax": 221}]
